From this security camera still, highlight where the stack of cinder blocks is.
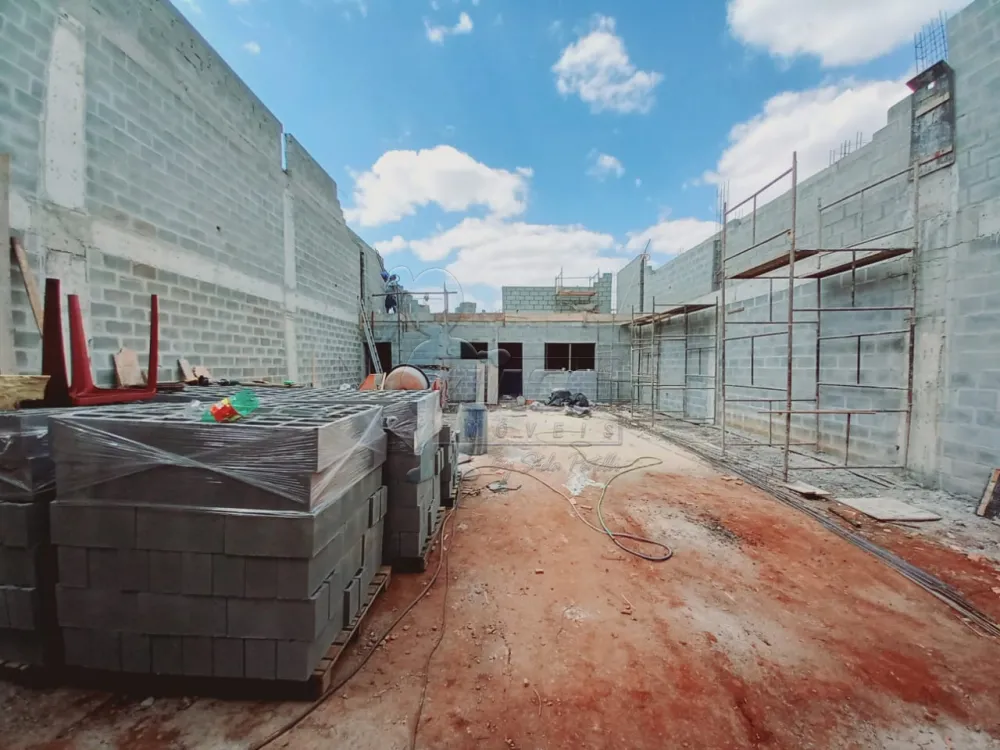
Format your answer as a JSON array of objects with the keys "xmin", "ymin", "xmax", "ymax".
[
  {"xmin": 0, "ymin": 410, "xmax": 62, "ymax": 666},
  {"xmin": 438, "ymin": 424, "xmax": 459, "ymax": 509},
  {"xmin": 292, "ymin": 390, "xmax": 445, "ymax": 567},
  {"xmin": 48, "ymin": 403, "xmax": 388, "ymax": 682}
]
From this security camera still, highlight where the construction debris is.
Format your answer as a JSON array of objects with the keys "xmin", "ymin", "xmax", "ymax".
[
  {"xmin": 837, "ymin": 497, "xmax": 942, "ymax": 523},
  {"xmin": 977, "ymin": 469, "xmax": 1000, "ymax": 519}
]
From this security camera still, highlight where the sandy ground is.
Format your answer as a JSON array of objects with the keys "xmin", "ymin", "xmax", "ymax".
[{"xmin": 1, "ymin": 411, "xmax": 999, "ymax": 749}]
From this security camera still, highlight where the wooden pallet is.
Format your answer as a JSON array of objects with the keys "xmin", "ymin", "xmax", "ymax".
[
  {"xmin": 54, "ymin": 567, "xmax": 393, "ymax": 702},
  {"xmin": 393, "ymin": 509, "xmax": 447, "ymax": 574},
  {"xmin": 309, "ymin": 565, "xmax": 392, "ymax": 696}
]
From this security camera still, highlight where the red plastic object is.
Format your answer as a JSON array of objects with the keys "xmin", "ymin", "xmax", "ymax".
[
  {"xmin": 39, "ymin": 277, "xmax": 159, "ymax": 406},
  {"xmin": 40, "ymin": 278, "xmax": 71, "ymax": 406}
]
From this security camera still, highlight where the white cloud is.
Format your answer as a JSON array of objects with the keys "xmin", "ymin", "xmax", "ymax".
[
  {"xmin": 625, "ymin": 217, "xmax": 720, "ymax": 255},
  {"xmin": 430, "ymin": 0, "xmax": 439, "ymax": 8},
  {"xmin": 727, "ymin": 0, "xmax": 970, "ymax": 68},
  {"xmin": 335, "ymin": 0, "xmax": 368, "ymax": 17},
  {"xmin": 587, "ymin": 151, "xmax": 625, "ymax": 180},
  {"xmin": 375, "ymin": 236, "xmax": 409, "ymax": 255},
  {"xmin": 703, "ymin": 79, "xmax": 910, "ymax": 205},
  {"xmin": 345, "ymin": 145, "xmax": 532, "ymax": 227},
  {"xmin": 426, "ymin": 12, "xmax": 474, "ymax": 43},
  {"xmin": 177, "ymin": 0, "xmax": 202, "ymax": 14},
  {"xmin": 552, "ymin": 15, "xmax": 663, "ymax": 114},
  {"xmin": 242, "ymin": 41, "xmax": 261, "ymax": 54},
  {"xmin": 635, "ymin": 178, "xmax": 642, "ymax": 187},
  {"xmin": 408, "ymin": 217, "xmax": 623, "ymax": 288}
]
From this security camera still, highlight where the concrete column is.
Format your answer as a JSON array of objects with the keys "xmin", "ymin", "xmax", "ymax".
[
  {"xmin": 43, "ymin": 11, "xmax": 89, "ymax": 375},
  {"xmin": 283, "ymin": 187, "xmax": 299, "ymax": 382}
]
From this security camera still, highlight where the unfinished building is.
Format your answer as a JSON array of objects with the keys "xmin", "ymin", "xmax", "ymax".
[
  {"xmin": 1, "ymin": 0, "xmax": 1000, "ymax": 746},
  {"xmin": 0, "ymin": 0, "xmax": 997, "ymax": 502}
]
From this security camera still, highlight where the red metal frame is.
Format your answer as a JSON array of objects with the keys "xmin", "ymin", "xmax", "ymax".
[{"xmin": 40, "ymin": 278, "xmax": 159, "ymax": 406}]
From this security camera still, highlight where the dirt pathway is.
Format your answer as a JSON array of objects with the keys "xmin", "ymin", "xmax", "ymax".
[{"xmin": 1, "ymin": 415, "xmax": 999, "ymax": 749}]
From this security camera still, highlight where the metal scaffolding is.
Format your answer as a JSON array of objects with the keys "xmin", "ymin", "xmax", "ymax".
[
  {"xmin": 628, "ymin": 301, "xmax": 719, "ymax": 428},
  {"xmin": 720, "ymin": 152, "xmax": 920, "ymax": 480}
]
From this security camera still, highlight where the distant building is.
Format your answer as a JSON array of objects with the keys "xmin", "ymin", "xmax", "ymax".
[{"xmin": 456, "ymin": 302, "xmax": 477, "ymax": 314}]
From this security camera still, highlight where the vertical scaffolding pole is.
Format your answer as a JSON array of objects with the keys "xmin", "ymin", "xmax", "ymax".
[
  {"xmin": 902, "ymin": 162, "xmax": 921, "ymax": 468},
  {"xmin": 650, "ymin": 297, "xmax": 657, "ymax": 427},
  {"xmin": 720, "ymin": 204, "xmax": 728, "ymax": 456},
  {"xmin": 783, "ymin": 152, "xmax": 799, "ymax": 481},
  {"xmin": 630, "ymin": 305, "xmax": 636, "ymax": 418},
  {"xmin": 815, "ymin": 197, "xmax": 823, "ymax": 452}
]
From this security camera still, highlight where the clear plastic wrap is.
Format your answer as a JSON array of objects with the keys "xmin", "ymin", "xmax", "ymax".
[
  {"xmin": 49, "ymin": 402, "xmax": 388, "ymax": 514},
  {"xmin": 264, "ymin": 389, "xmax": 442, "ymax": 456},
  {"xmin": 0, "ymin": 409, "xmax": 64, "ymax": 499}
]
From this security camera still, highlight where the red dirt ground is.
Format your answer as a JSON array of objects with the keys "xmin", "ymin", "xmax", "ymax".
[{"xmin": 1, "ymin": 426, "xmax": 999, "ymax": 749}]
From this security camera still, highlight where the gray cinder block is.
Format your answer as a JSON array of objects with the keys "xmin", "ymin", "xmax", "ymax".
[
  {"xmin": 0, "ymin": 628, "xmax": 48, "ymax": 665},
  {"xmin": 148, "ymin": 551, "xmax": 183, "ymax": 594},
  {"xmin": 57, "ymin": 547, "xmax": 89, "ymax": 588},
  {"xmin": 0, "ymin": 502, "xmax": 49, "ymax": 547},
  {"xmin": 244, "ymin": 558, "xmax": 278, "ymax": 599},
  {"xmin": 181, "ymin": 552, "xmax": 213, "ymax": 596},
  {"xmin": 212, "ymin": 637, "xmax": 244, "ymax": 678},
  {"xmin": 151, "ymin": 635, "xmax": 183, "ymax": 675},
  {"xmin": 384, "ymin": 475, "xmax": 436, "ymax": 510},
  {"xmin": 3, "ymin": 586, "xmax": 40, "ymax": 630},
  {"xmin": 244, "ymin": 639, "xmax": 277, "ymax": 680},
  {"xmin": 87, "ymin": 548, "xmax": 120, "ymax": 590},
  {"xmin": 212, "ymin": 554, "xmax": 245, "ymax": 597},
  {"xmin": 182, "ymin": 636, "xmax": 213, "ymax": 677},
  {"xmin": 137, "ymin": 593, "xmax": 227, "ymax": 637},
  {"xmin": 224, "ymin": 467, "xmax": 381, "ymax": 558},
  {"xmin": 50, "ymin": 503, "xmax": 135, "ymax": 549},
  {"xmin": 121, "ymin": 632, "xmax": 151, "ymax": 673},
  {"xmin": 0, "ymin": 546, "xmax": 43, "ymax": 587},
  {"xmin": 56, "ymin": 587, "xmax": 137, "ymax": 631},
  {"xmin": 136, "ymin": 507, "xmax": 225, "ymax": 553},
  {"xmin": 342, "ymin": 576, "xmax": 361, "ymax": 629},
  {"xmin": 119, "ymin": 548, "xmax": 150, "ymax": 592},
  {"xmin": 63, "ymin": 628, "xmax": 122, "ymax": 671},
  {"xmin": 226, "ymin": 581, "xmax": 330, "ymax": 641}
]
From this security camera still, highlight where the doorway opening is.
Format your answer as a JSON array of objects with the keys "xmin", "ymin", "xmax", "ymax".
[{"xmin": 498, "ymin": 342, "xmax": 523, "ymax": 397}]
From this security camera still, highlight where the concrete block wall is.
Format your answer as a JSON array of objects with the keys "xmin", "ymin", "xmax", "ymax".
[
  {"xmin": 502, "ymin": 286, "xmax": 557, "ymax": 312},
  {"xmin": 616, "ymin": 0, "xmax": 1000, "ymax": 499},
  {"xmin": 2, "ymin": 0, "xmax": 378, "ymax": 387},
  {"xmin": 616, "ymin": 255, "xmax": 643, "ymax": 315},
  {"xmin": 643, "ymin": 241, "xmax": 718, "ymax": 309},
  {"xmin": 372, "ymin": 318, "xmax": 630, "ymax": 403},
  {"xmin": 937, "ymin": 0, "xmax": 1000, "ymax": 498},
  {"xmin": 504, "ymin": 276, "xmax": 612, "ymax": 314}
]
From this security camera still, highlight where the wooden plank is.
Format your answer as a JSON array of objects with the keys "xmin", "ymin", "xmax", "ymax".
[
  {"xmin": 729, "ymin": 249, "xmax": 820, "ymax": 280},
  {"xmin": 113, "ymin": 347, "xmax": 145, "ymax": 387},
  {"xmin": 977, "ymin": 469, "xmax": 1000, "ymax": 519},
  {"xmin": 801, "ymin": 248, "xmax": 912, "ymax": 280},
  {"xmin": 783, "ymin": 481, "xmax": 831, "ymax": 499},
  {"xmin": 10, "ymin": 237, "xmax": 42, "ymax": 335},
  {"xmin": 177, "ymin": 358, "xmax": 196, "ymax": 383},
  {"xmin": 0, "ymin": 154, "xmax": 15, "ymax": 373},
  {"xmin": 192, "ymin": 365, "xmax": 212, "ymax": 381}
]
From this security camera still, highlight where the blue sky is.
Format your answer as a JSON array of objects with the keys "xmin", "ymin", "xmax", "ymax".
[{"xmin": 174, "ymin": 0, "xmax": 967, "ymax": 311}]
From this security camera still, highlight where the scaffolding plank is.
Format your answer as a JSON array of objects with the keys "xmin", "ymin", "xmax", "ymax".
[
  {"xmin": 800, "ymin": 248, "xmax": 913, "ymax": 279},
  {"xmin": 631, "ymin": 303, "xmax": 714, "ymax": 327},
  {"xmin": 728, "ymin": 250, "xmax": 820, "ymax": 279}
]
